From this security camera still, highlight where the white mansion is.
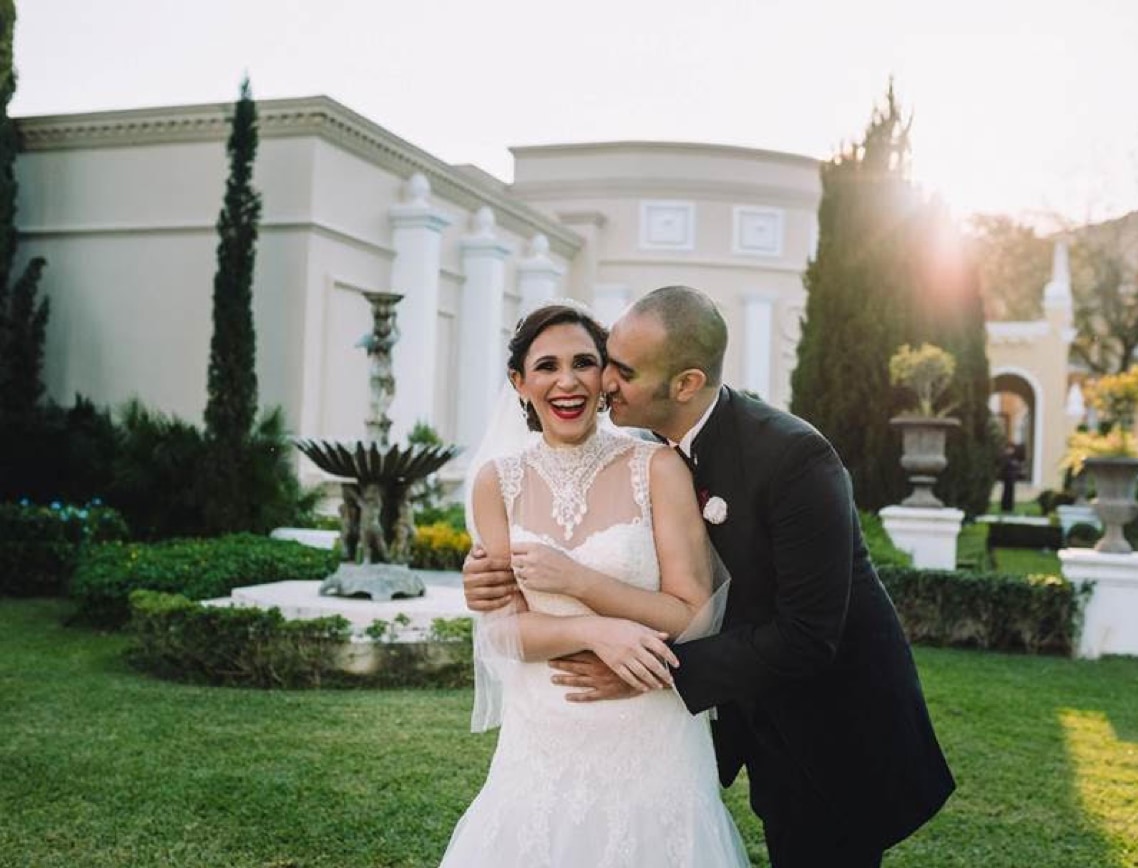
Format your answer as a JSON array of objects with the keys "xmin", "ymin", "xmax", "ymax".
[{"xmin": 14, "ymin": 96, "xmax": 1075, "ymax": 492}]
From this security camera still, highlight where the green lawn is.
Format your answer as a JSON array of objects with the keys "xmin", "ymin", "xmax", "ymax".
[
  {"xmin": 2, "ymin": 600, "xmax": 1136, "ymax": 867},
  {"xmin": 956, "ymin": 521, "xmax": 1064, "ymax": 576}
]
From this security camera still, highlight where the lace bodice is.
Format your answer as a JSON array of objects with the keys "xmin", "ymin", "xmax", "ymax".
[{"xmin": 495, "ymin": 430, "xmax": 661, "ymax": 616}]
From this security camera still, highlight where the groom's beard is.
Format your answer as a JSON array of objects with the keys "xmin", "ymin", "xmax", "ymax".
[{"xmin": 606, "ymin": 386, "xmax": 675, "ymax": 435}]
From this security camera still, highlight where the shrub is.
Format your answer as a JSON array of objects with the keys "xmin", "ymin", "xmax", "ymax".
[
  {"xmin": 0, "ymin": 397, "xmax": 119, "ymax": 505},
  {"xmin": 70, "ymin": 534, "xmax": 339, "ymax": 628},
  {"xmin": 878, "ymin": 565, "xmax": 1087, "ymax": 655},
  {"xmin": 128, "ymin": 590, "xmax": 351, "ymax": 688},
  {"xmin": 858, "ymin": 511, "xmax": 912, "ymax": 568},
  {"xmin": 110, "ymin": 401, "xmax": 319, "ymax": 541},
  {"xmin": 1066, "ymin": 522, "xmax": 1102, "ymax": 548},
  {"xmin": 1036, "ymin": 488, "xmax": 1076, "ymax": 516},
  {"xmin": 409, "ymin": 521, "xmax": 471, "ymax": 571},
  {"xmin": 0, "ymin": 500, "xmax": 129, "ymax": 596},
  {"xmin": 413, "ymin": 502, "xmax": 467, "ymax": 532},
  {"xmin": 985, "ymin": 521, "xmax": 1063, "ymax": 551},
  {"xmin": 363, "ymin": 615, "xmax": 474, "ymax": 688},
  {"xmin": 128, "ymin": 591, "xmax": 475, "ymax": 689}
]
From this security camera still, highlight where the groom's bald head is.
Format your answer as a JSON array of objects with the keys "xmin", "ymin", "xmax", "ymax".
[{"xmin": 628, "ymin": 285, "xmax": 727, "ymax": 386}]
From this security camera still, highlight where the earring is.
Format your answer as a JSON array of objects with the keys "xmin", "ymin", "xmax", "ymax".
[
  {"xmin": 597, "ymin": 393, "xmax": 610, "ymax": 413},
  {"xmin": 519, "ymin": 398, "xmax": 531, "ymax": 417}
]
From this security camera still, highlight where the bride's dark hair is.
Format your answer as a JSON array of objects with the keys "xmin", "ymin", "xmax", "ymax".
[{"xmin": 507, "ymin": 304, "xmax": 608, "ymax": 432}]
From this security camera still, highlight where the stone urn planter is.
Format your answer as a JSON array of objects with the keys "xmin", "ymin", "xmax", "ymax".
[
  {"xmin": 1083, "ymin": 455, "xmax": 1138, "ymax": 554},
  {"xmin": 890, "ymin": 415, "xmax": 961, "ymax": 508}
]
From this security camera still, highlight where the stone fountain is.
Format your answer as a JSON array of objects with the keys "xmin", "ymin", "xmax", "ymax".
[{"xmin": 295, "ymin": 291, "xmax": 460, "ymax": 601}]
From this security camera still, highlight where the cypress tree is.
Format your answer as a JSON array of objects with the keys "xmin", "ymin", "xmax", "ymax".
[
  {"xmin": 0, "ymin": 0, "xmax": 48, "ymax": 425},
  {"xmin": 202, "ymin": 77, "xmax": 262, "ymax": 532},
  {"xmin": 910, "ymin": 203, "xmax": 1000, "ymax": 514},
  {"xmin": 791, "ymin": 85, "xmax": 997, "ymax": 514},
  {"xmin": 791, "ymin": 85, "xmax": 914, "ymax": 510},
  {"xmin": 204, "ymin": 76, "xmax": 260, "ymax": 450}
]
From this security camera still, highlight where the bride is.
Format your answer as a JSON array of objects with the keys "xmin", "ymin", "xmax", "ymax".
[{"xmin": 439, "ymin": 302, "xmax": 748, "ymax": 867}]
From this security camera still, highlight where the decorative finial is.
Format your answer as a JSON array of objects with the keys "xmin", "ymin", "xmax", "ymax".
[
  {"xmin": 405, "ymin": 173, "xmax": 430, "ymax": 206},
  {"xmin": 528, "ymin": 233, "xmax": 550, "ymax": 257},
  {"xmin": 472, "ymin": 206, "xmax": 496, "ymax": 236},
  {"xmin": 1043, "ymin": 241, "xmax": 1072, "ymax": 309}
]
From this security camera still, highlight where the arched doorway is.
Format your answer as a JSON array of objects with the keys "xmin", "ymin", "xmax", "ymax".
[{"xmin": 990, "ymin": 368, "xmax": 1043, "ymax": 485}]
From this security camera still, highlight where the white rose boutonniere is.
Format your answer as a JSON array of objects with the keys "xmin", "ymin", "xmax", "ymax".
[{"xmin": 702, "ymin": 495, "xmax": 728, "ymax": 525}]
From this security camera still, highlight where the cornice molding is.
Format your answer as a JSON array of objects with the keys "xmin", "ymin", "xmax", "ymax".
[
  {"xmin": 513, "ymin": 177, "xmax": 818, "ymax": 209},
  {"xmin": 16, "ymin": 96, "xmax": 583, "ymax": 259},
  {"xmin": 602, "ymin": 255, "xmax": 804, "ymax": 275},
  {"xmin": 556, "ymin": 209, "xmax": 609, "ymax": 228},
  {"xmin": 510, "ymin": 140, "xmax": 820, "ymax": 171},
  {"xmin": 19, "ymin": 217, "xmax": 396, "ymax": 260}
]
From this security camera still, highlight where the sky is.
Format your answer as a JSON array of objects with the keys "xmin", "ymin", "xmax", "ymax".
[{"xmin": 12, "ymin": 0, "xmax": 1138, "ymax": 228}]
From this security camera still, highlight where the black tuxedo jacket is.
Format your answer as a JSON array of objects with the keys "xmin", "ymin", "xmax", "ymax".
[{"xmin": 671, "ymin": 388, "xmax": 955, "ymax": 848}]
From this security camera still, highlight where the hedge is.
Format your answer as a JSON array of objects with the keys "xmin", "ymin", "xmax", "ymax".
[
  {"xmin": 878, "ymin": 565, "xmax": 1087, "ymax": 655},
  {"xmin": 128, "ymin": 590, "xmax": 351, "ymax": 688},
  {"xmin": 128, "ymin": 590, "xmax": 474, "ymax": 689},
  {"xmin": 0, "ymin": 501, "xmax": 130, "ymax": 597},
  {"xmin": 985, "ymin": 521, "xmax": 1064, "ymax": 551},
  {"xmin": 70, "ymin": 534, "xmax": 339, "ymax": 628}
]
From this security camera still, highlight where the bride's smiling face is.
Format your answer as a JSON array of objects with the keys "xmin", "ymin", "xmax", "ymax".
[{"xmin": 510, "ymin": 322, "xmax": 604, "ymax": 446}]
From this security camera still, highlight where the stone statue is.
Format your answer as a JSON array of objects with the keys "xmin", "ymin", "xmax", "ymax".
[{"xmin": 338, "ymin": 483, "xmax": 361, "ymax": 563}]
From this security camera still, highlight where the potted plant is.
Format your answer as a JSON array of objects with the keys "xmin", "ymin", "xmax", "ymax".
[
  {"xmin": 888, "ymin": 343, "xmax": 961, "ymax": 508},
  {"xmin": 1062, "ymin": 368, "xmax": 1138, "ymax": 554}
]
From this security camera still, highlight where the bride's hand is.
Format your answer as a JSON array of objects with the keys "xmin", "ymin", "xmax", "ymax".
[
  {"xmin": 510, "ymin": 542, "xmax": 579, "ymax": 596},
  {"xmin": 585, "ymin": 617, "xmax": 678, "ymax": 692}
]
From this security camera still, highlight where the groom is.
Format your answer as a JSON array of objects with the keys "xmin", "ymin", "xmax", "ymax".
[{"xmin": 463, "ymin": 286, "xmax": 955, "ymax": 867}]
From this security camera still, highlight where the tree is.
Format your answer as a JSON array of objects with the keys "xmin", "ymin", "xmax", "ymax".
[
  {"xmin": 911, "ymin": 204, "xmax": 1002, "ymax": 514},
  {"xmin": 965, "ymin": 214, "xmax": 1052, "ymax": 321},
  {"xmin": 1070, "ymin": 234, "xmax": 1138, "ymax": 375},
  {"xmin": 204, "ymin": 76, "xmax": 261, "ymax": 448},
  {"xmin": 792, "ymin": 84, "xmax": 914, "ymax": 510},
  {"xmin": 0, "ymin": 0, "xmax": 47, "ymax": 425},
  {"xmin": 791, "ymin": 84, "xmax": 998, "ymax": 514},
  {"xmin": 202, "ymin": 77, "xmax": 263, "ymax": 532}
]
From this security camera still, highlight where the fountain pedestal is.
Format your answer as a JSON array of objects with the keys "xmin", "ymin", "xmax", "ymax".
[{"xmin": 319, "ymin": 562, "xmax": 425, "ymax": 601}]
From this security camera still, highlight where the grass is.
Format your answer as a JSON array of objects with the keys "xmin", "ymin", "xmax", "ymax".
[
  {"xmin": 991, "ymin": 546, "xmax": 1063, "ymax": 576},
  {"xmin": 2, "ymin": 600, "xmax": 1137, "ymax": 867},
  {"xmin": 956, "ymin": 520, "xmax": 1064, "ymax": 576}
]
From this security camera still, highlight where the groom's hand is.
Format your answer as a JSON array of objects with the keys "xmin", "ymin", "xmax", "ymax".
[
  {"xmin": 549, "ymin": 651, "xmax": 641, "ymax": 702},
  {"xmin": 462, "ymin": 545, "xmax": 518, "ymax": 612}
]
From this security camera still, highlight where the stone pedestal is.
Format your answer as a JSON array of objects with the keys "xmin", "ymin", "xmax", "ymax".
[
  {"xmin": 879, "ymin": 505, "xmax": 964, "ymax": 570},
  {"xmin": 1059, "ymin": 548, "xmax": 1138, "ymax": 659},
  {"xmin": 269, "ymin": 527, "xmax": 339, "ymax": 549},
  {"xmin": 1055, "ymin": 504, "xmax": 1101, "ymax": 539},
  {"xmin": 319, "ymin": 562, "xmax": 427, "ymax": 602}
]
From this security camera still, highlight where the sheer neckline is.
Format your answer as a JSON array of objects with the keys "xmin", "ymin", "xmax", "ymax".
[
  {"xmin": 534, "ymin": 427, "xmax": 613, "ymax": 456},
  {"xmin": 526, "ymin": 429, "xmax": 634, "ymax": 541}
]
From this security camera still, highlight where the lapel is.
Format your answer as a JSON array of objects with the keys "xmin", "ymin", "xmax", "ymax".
[
  {"xmin": 689, "ymin": 387, "xmax": 731, "ymax": 491},
  {"xmin": 687, "ymin": 388, "xmax": 751, "ymax": 623},
  {"xmin": 687, "ymin": 389, "xmax": 738, "ymax": 554}
]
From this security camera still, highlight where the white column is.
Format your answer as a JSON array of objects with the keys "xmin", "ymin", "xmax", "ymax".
[
  {"xmin": 516, "ymin": 234, "xmax": 564, "ymax": 315},
  {"xmin": 457, "ymin": 207, "xmax": 511, "ymax": 458},
  {"xmin": 387, "ymin": 173, "xmax": 452, "ymax": 442},
  {"xmin": 1060, "ymin": 549, "xmax": 1138, "ymax": 659},
  {"xmin": 592, "ymin": 284, "xmax": 631, "ymax": 327},
  {"xmin": 743, "ymin": 293, "xmax": 775, "ymax": 399},
  {"xmin": 879, "ymin": 506, "xmax": 964, "ymax": 570}
]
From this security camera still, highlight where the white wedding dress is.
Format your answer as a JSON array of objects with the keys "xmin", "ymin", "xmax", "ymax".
[{"xmin": 440, "ymin": 430, "xmax": 749, "ymax": 867}]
